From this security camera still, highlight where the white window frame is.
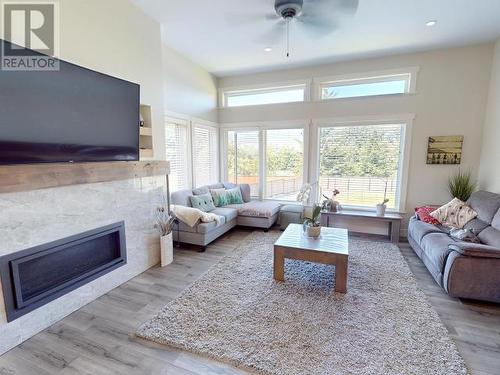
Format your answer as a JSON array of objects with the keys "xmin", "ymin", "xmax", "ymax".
[
  {"xmin": 314, "ymin": 67, "xmax": 419, "ymax": 101},
  {"xmin": 311, "ymin": 114, "xmax": 414, "ymax": 213},
  {"xmin": 219, "ymin": 79, "xmax": 312, "ymax": 108},
  {"xmin": 220, "ymin": 120, "xmax": 309, "ymax": 201}
]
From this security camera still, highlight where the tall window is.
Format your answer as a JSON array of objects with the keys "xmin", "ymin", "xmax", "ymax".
[
  {"xmin": 165, "ymin": 121, "xmax": 190, "ymax": 191},
  {"xmin": 319, "ymin": 124, "xmax": 404, "ymax": 209},
  {"xmin": 265, "ymin": 129, "xmax": 304, "ymax": 200},
  {"xmin": 227, "ymin": 130, "xmax": 260, "ymax": 197},
  {"xmin": 192, "ymin": 125, "xmax": 218, "ymax": 187}
]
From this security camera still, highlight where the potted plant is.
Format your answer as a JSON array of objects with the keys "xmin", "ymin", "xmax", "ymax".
[
  {"xmin": 154, "ymin": 206, "xmax": 176, "ymax": 267},
  {"xmin": 376, "ymin": 180, "xmax": 389, "ymax": 216},
  {"xmin": 303, "ymin": 204, "xmax": 322, "ymax": 238},
  {"xmin": 448, "ymin": 169, "xmax": 476, "ymax": 201}
]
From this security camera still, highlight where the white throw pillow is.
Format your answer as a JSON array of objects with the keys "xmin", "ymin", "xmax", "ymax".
[{"xmin": 430, "ymin": 198, "xmax": 477, "ymax": 229}]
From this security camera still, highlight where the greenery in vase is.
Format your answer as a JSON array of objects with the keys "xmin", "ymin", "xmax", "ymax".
[
  {"xmin": 303, "ymin": 204, "xmax": 322, "ymax": 231},
  {"xmin": 448, "ymin": 169, "xmax": 476, "ymax": 202}
]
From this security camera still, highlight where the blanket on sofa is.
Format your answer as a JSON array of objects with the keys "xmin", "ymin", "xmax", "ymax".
[{"xmin": 172, "ymin": 205, "xmax": 222, "ymax": 227}]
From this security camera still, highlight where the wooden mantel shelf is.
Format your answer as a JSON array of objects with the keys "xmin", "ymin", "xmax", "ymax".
[{"xmin": 0, "ymin": 161, "xmax": 170, "ymax": 194}]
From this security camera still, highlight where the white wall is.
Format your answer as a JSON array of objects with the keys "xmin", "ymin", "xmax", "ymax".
[
  {"xmin": 479, "ymin": 39, "xmax": 500, "ymax": 193},
  {"xmin": 218, "ymin": 44, "xmax": 494, "ymax": 231},
  {"xmin": 162, "ymin": 38, "xmax": 218, "ymax": 123}
]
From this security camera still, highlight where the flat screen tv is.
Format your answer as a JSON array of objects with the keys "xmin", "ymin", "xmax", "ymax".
[{"xmin": 0, "ymin": 39, "xmax": 140, "ymax": 165}]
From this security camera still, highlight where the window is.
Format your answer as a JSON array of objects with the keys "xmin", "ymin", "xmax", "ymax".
[
  {"xmin": 165, "ymin": 121, "xmax": 190, "ymax": 191},
  {"xmin": 226, "ymin": 130, "xmax": 260, "ymax": 197},
  {"xmin": 222, "ymin": 83, "xmax": 307, "ymax": 107},
  {"xmin": 318, "ymin": 124, "xmax": 404, "ymax": 210},
  {"xmin": 192, "ymin": 125, "xmax": 218, "ymax": 187},
  {"xmin": 265, "ymin": 129, "xmax": 304, "ymax": 200},
  {"xmin": 318, "ymin": 69, "xmax": 417, "ymax": 100}
]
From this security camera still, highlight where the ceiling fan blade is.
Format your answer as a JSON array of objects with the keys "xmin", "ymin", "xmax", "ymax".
[
  {"xmin": 256, "ymin": 20, "xmax": 287, "ymax": 45},
  {"xmin": 224, "ymin": 12, "xmax": 268, "ymax": 26},
  {"xmin": 296, "ymin": 16, "xmax": 338, "ymax": 37},
  {"xmin": 304, "ymin": 0, "xmax": 359, "ymax": 15}
]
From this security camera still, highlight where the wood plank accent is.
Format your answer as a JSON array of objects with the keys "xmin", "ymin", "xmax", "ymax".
[{"xmin": 0, "ymin": 161, "xmax": 169, "ymax": 194}]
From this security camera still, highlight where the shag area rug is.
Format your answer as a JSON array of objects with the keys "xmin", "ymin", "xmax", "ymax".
[{"xmin": 137, "ymin": 232, "xmax": 468, "ymax": 375}]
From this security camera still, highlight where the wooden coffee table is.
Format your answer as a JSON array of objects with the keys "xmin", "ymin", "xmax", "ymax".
[{"xmin": 273, "ymin": 224, "xmax": 349, "ymax": 293}]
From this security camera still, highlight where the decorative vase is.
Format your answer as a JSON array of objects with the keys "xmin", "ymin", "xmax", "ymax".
[
  {"xmin": 306, "ymin": 225, "xmax": 321, "ymax": 238},
  {"xmin": 160, "ymin": 232, "xmax": 173, "ymax": 267},
  {"xmin": 376, "ymin": 204, "xmax": 387, "ymax": 216}
]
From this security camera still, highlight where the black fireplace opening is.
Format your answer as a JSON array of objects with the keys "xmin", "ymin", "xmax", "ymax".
[{"xmin": 0, "ymin": 222, "xmax": 127, "ymax": 322}]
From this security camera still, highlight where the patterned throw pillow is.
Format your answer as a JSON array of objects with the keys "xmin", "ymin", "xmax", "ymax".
[
  {"xmin": 226, "ymin": 187, "xmax": 243, "ymax": 204},
  {"xmin": 415, "ymin": 206, "xmax": 441, "ymax": 226},
  {"xmin": 189, "ymin": 193, "xmax": 216, "ymax": 212},
  {"xmin": 210, "ymin": 188, "xmax": 230, "ymax": 207},
  {"xmin": 430, "ymin": 198, "xmax": 478, "ymax": 229}
]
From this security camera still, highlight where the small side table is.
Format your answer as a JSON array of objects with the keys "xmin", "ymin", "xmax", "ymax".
[{"xmin": 320, "ymin": 209, "xmax": 403, "ymax": 244}]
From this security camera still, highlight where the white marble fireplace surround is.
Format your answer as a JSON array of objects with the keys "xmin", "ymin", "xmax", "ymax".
[{"xmin": 0, "ymin": 175, "xmax": 166, "ymax": 354}]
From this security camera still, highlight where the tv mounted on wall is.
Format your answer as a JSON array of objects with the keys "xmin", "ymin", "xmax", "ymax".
[{"xmin": 0, "ymin": 39, "xmax": 140, "ymax": 165}]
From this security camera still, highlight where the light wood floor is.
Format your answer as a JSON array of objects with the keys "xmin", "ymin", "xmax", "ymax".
[{"xmin": 0, "ymin": 228, "xmax": 499, "ymax": 375}]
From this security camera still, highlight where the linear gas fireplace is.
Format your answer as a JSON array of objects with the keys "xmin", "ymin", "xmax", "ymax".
[{"xmin": 0, "ymin": 222, "xmax": 127, "ymax": 322}]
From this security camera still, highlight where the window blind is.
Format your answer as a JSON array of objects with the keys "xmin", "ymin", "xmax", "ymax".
[
  {"xmin": 265, "ymin": 128, "xmax": 304, "ymax": 200},
  {"xmin": 192, "ymin": 125, "xmax": 218, "ymax": 187},
  {"xmin": 165, "ymin": 122, "xmax": 190, "ymax": 191},
  {"xmin": 319, "ymin": 124, "xmax": 403, "ymax": 209}
]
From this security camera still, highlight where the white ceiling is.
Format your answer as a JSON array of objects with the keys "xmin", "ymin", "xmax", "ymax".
[{"xmin": 131, "ymin": 0, "xmax": 500, "ymax": 77}]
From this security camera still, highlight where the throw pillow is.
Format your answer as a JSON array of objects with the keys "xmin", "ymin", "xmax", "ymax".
[
  {"xmin": 430, "ymin": 198, "xmax": 478, "ymax": 229},
  {"xmin": 415, "ymin": 206, "xmax": 441, "ymax": 226},
  {"xmin": 210, "ymin": 188, "xmax": 230, "ymax": 207},
  {"xmin": 449, "ymin": 228, "xmax": 481, "ymax": 243},
  {"xmin": 226, "ymin": 187, "xmax": 243, "ymax": 204},
  {"xmin": 189, "ymin": 193, "xmax": 216, "ymax": 212}
]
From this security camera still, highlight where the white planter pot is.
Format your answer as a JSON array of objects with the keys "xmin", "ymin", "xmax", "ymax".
[
  {"xmin": 160, "ymin": 232, "xmax": 173, "ymax": 267},
  {"xmin": 306, "ymin": 225, "xmax": 321, "ymax": 238},
  {"xmin": 376, "ymin": 204, "xmax": 387, "ymax": 216}
]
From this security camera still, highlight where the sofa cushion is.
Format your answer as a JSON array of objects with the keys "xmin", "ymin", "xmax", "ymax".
[
  {"xmin": 420, "ymin": 232, "xmax": 456, "ymax": 277},
  {"xmin": 226, "ymin": 187, "xmax": 244, "ymax": 204},
  {"xmin": 197, "ymin": 216, "xmax": 226, "ymax": 233},
  {"xmin": 192, "ymin": 186, "xmax": 209, "ymax": 195},
  {"xmin": 408, "ymin": 217, "xmax": 445, "ymax": 245},
  {"xmin": 227, "ymin": 201, "xmax": 281, "ymax": 218},
  {"xmin": 210, "ymin": 188, "xmax": 231, "ymax": 207},
  {"xmin": 171, "ymin": 189, "xmax": 193, "ymax": 207},
  {"xmin": 492, "ymin": 210, "xmax": 500, "ymax": 231},
  {"xmin": 415, "ymin": 206, "xmax": 441, "ymax": 226},
  {"xmin": 478, "ymin": 227, "xmax": 500, "ymax": 248},
  {"xmin": 211, "ymin": 207, "xmax": 238, "ymax": 222},
  {"xmin": 467, "ymin": 191, "xmax": 500, "ymax": 224},
  {"xmin": 240, "ymin": 184, "xmax": 251, "ymax": 202},
  {"xmin": 430, "ymin": 198, "xmax": 477, "ymax": 229},
  {"xmin": 189, "ymin": 193, "xmax": 216, "ymax": 212},
  {"xmin": 463, "ymin": 218, "xmax": 491, "ymax": 235}
]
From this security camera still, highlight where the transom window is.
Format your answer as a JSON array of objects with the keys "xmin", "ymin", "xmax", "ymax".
[
  {"xmin": 318, "ymin": 123, "xmax": 404, "ymax": 210},
  {"xmin": 222, "ymin": 84, "xmax": 307, "ymax": 108},
  {"xmin": 318, "ymin": 69, "xmax": 417, "ymax": 100}
]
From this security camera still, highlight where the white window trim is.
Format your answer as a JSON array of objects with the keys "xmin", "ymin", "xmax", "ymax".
[
  {"xmin": 311, "ymin": 114, "xmax": 414, "ymax": 213},
  {"xmin": 165, "ymin": 115, "xmax": 193, "ymax": 190},
  {"xmin": 313, "ymin": 67, "xmax": 420, "ymax": 101},
  {"xmin": 220, "ymin": 120, "xmax": 309, "ymax": 201},
  {"xmin": 219, "ymin": 79, "xmax": 312, "ymax": 108}
]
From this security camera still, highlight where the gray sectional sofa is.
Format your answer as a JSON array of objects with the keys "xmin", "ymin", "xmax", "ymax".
[
  {"xmin": 408, "ymin": 190, "xmax": 500, "ymax": 303},
  {"xmin": 171, "ymin": 183, "xmax": 281, "ymax": 250}
]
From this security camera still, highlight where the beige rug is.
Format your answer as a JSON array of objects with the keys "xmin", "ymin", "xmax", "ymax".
[{"xmin": 137, "ymin": 232, "xmax": 468, "ymax": 375}]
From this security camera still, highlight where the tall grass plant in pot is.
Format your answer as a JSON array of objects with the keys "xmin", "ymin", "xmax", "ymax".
[{"xmin": 448, "ymin": 169, "xmax": 476, "ymax": 202}]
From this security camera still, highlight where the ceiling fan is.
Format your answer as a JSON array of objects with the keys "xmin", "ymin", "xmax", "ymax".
[{"xmin": 259, "ymin": 0, "xmax": 359, "ymax": 57}]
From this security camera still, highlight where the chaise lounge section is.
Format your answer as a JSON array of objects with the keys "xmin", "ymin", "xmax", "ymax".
[
  {"xmin": 408, "ymin": 190, "xmax": 500, "ymax": 303},
  {"xmin": 171, "ymin": 183, "xmax": 281, "ymax": 249}
]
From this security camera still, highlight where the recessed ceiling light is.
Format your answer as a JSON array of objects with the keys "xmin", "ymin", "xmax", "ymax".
[
  {"xmin": 426, "ymin": 20, "xmax": 437, "ymax": 27},
  {"xmin": 264, "ymin": 47, "xmax": 273, "ymax": 52}
]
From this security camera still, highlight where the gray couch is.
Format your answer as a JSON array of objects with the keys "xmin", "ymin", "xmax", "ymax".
[
  {"xmin": 408, "ymin": 190, "xmax": 500, "ymax": 303},
  {"xmin": 171, "ymin": 183, "xmax": 281, "ymax": 250}
]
